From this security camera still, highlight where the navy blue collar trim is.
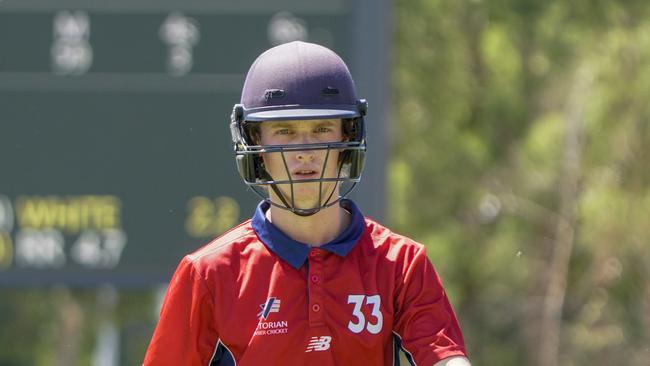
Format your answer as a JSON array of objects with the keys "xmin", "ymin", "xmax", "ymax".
[{"xmin": 251, "ymin": 199, "xmax": 366, "ymax": 269}]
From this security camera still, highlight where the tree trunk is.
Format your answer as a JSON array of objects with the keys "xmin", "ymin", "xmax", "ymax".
[
  {"xmin": 54, "ymin": 287, "xmax": 84, "ymax": 366},
  {"xmin": 537, "ymin": 65, "xmax": 592, "ymax": 366}
]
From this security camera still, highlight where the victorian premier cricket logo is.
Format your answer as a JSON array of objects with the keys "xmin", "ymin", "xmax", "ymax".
[{"xmin": 254, "ymin": 297, "xmax": 288, "ymax": 336}]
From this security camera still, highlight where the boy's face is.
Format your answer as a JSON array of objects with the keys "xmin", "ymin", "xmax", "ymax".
[{"xmin": 259, "ymin": 118, "xmax": 343, "ymax": 211}]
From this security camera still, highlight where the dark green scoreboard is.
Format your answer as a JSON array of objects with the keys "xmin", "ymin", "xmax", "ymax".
[{"xmin": 0, "ymin": 0, "xmax": 390, "ymax": 286}]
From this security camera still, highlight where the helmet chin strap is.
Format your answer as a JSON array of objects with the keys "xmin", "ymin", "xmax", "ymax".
[{"xmin": 269, "ymin": 184, "xmax": 318, "ymax": 216}]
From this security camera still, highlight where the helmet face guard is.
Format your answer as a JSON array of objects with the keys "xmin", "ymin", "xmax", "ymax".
[
  {"xmin": 230, "ymin": 102, "xmax": 367, "ymax": 216},
  {"xmin": 231, "ymin": 41, "xmax": 367, "ymax": 216}
]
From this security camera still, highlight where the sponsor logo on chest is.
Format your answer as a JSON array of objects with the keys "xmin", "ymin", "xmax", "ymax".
[{"xmin": 254, "ymin": 297, "xmax": 289, "ymax": 336}]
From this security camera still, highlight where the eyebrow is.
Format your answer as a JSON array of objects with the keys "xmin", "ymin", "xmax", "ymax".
[
  {"xmin": 315, "ymin": 120, "xmax": 336, "ymax": 127},
  {"xmin": 267, "ymin": 122, "xmax": 293, "ymax": 129}
]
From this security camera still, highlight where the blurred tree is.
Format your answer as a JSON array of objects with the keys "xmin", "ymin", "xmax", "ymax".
[
  {"xmin": 393, "ymin": 0, "xmax": 650, "ymax": 365},
  {"xmin": 0, "ymin": 287, "xmax": 158, "ymax": 365}
]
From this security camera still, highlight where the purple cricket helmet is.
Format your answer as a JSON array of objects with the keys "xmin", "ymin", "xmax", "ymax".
[{"xmin": 230, "ymin": 41, "xmax": 367, "ymax": 216}]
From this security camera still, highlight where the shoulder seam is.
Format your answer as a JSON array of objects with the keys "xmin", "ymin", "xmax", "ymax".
[{"xmin": 187, "ymin": 220, "xmax": 253, "ymax": 261}]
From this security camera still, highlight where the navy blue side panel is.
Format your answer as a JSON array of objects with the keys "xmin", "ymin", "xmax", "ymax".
[
  {"xmin": 393, "ymin": 333, "xmax": 416, "ymax": 366},
  {"xmin": 394, "ymin": 335, "xmax": 401, "ymax": 366},
  {"xmin": 210, "ymin": 342, "xmax": 235, "ymax": 366}
]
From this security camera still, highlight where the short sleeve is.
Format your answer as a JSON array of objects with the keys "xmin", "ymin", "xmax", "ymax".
[
  {"xmin": 143, "ymin": 256, "xmax": 219, "ymax": 366},
  {"xmin": 393, "ymin": 247, "xmax": 467, "ymax": 365}
]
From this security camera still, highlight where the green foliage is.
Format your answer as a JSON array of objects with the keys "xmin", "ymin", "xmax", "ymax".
[
  {"xmin": 393, "ymin": 0, "xmax": 650, "ymax": 364},
  {"xmin": 0, "ymin": 288, "xmax": 158, "ymax": 366}
]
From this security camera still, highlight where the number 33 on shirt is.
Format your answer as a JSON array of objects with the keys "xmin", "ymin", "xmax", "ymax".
[{"xmin": 347, "ymin": 294, "xmax": 383, "ymax": 334}]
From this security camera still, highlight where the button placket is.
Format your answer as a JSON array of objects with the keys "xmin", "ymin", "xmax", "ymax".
[{"xmin": 307, "ymin": 249, "xmax": 325, "ymax": 326}]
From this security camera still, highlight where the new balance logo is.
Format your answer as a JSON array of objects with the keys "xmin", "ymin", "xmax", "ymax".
[
  {"xmin": 305, "ymin": 336, "xmax": 332, "ymax": 352},
  {"xmin": 258, "ymin": 297, "xmax": 281, "ymax": 319}
]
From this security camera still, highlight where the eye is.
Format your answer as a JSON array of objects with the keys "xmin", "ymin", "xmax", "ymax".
[
  {"xmin": 275, "ymin": 128, "xmax": 293, "ymax": 135},
  {"xmin": 314, "ymin": 127, "xmax": 332, "ymax": 133}
]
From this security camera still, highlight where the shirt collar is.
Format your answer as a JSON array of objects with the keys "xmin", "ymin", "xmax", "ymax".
[{"xmin": 251, "ymin": 199, "xmax": 366, "ymax": 269}]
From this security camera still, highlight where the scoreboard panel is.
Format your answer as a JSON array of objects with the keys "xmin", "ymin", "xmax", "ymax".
[{"xmin": 0, "ymin": 0, "xmax": 375, "ymax": 286}]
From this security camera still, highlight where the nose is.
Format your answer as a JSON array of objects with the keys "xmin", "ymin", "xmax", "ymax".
[
  {"xmin": 293, "ymin": 131, "xmax": 317, "ymax": 161},
  {"xmin": 295, "ymin": 149, "xmax": 315, "ymax": 162}
]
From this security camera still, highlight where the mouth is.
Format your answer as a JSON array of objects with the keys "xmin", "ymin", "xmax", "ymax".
[{"xmin": 291, "ymin": 168, "xmax": 321, "ymax": 180}]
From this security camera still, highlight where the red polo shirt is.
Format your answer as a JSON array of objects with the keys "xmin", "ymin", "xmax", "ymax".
[{"xmin": 143, "ymin": 200, "xmax": 467, "ymax": 365}]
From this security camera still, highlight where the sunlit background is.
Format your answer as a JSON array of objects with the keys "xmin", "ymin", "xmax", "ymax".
[{"xmin": 1, "ymin": 0, "xmax": 649, "ymax": 365}]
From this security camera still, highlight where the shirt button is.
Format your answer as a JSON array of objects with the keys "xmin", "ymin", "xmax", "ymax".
[
  {"xmin": 310, "ymin": 275, "xmax": 320, "ymax": 284},
  {"xmin": 312, "ymin": 303, "xmax": 321, "ymax": 312},
  {"xmin": 310, "ymin": 250, "xmax": 320, "ymax": 258}
]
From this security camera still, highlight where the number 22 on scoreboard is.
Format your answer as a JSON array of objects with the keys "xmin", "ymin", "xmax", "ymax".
[{"xmin": 347, "ymin": 295, "xmax": 383, "ymax": 334}]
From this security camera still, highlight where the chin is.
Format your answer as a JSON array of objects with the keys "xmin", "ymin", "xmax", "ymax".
[
  {"xmin": 287, "ymin": 182, "xmax": 337, "ymax": 201},
  {"xmin": 288, "ymin": 192, "xmax": 323, "ymax": 208}
]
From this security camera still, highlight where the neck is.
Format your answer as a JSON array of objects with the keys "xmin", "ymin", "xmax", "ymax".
[{"xmin": 266, "ymin": 201, "xmax": 351, "ymax": 247}]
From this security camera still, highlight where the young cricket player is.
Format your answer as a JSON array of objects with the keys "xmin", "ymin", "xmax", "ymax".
[{"xmin": 143, "ymin": 41, "xmax": 470, "ymax": 366}]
